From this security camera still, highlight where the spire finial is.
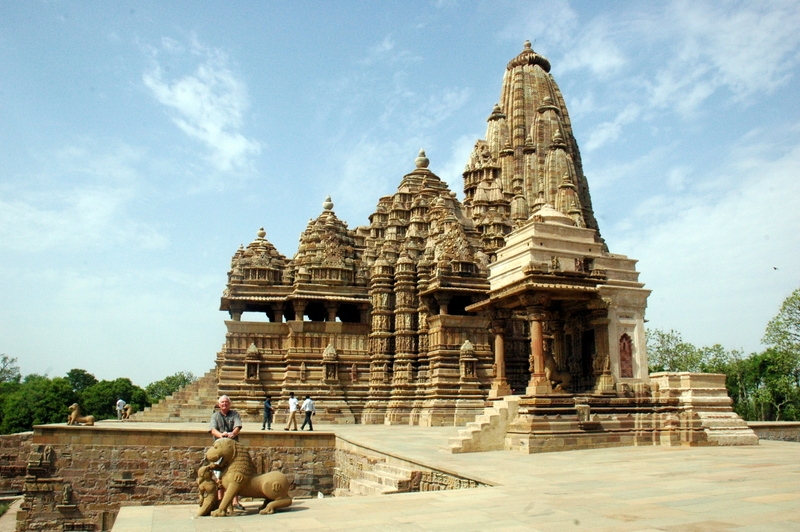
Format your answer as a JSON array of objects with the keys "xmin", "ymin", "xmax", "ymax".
[
  {"xmin": 524, "ymin": 40, "xmax": 532, "ymax": 51},
  {"xmin": 257, "ymin": 227, "xmax": 266, "ymax": 238},
  {"xmin": 322, "ymin": 195, "xmax": 333, "ymax": 211},
  {"xmin": 415, "ymin": 149, "xmax": 429, "ymax": 169}
]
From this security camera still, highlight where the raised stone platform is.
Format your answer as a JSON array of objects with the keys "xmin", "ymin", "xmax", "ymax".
[{"xmin": 111, "ymin": 425, "xmax": 800, "ymax": 531}]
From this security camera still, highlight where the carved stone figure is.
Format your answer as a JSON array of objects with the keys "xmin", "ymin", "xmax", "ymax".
[
  {"xmin": 544, "ymin": 351, "xmax": 571, "ymax": 392},
  {"xmin": 67, "ymin": 403, "xmax": 95, "ymax": 426},
  {"xmin": 203, "ymin": 438, "xmax": 292, "ymax": 516},
  {"xmin": 122, "ymin": 404, "xmax": 133, "ymax": 420},
  {"xmin": 196, "ymin": 465, "xmax": 220, "ymax": 517}
]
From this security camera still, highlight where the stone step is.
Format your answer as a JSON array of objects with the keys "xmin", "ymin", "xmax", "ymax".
[
  {"xmin": 448, "ymin": 396, "xmax": 520, "ymax": 454},
  {"xmin": 359, "ymin": 470, "xmax": 408, "ymax": 490},
  {"xmin": 349, "ymin": 477, "xmax": 398, "ymax": 496},
  {"xmin": 372, "ymin": 462, "xmax": 414, "ymax": 478}
]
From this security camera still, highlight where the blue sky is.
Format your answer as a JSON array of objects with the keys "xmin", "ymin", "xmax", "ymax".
[{"xmin": 1, "ymin": 1, "xmax": 799, "ymax": 386}]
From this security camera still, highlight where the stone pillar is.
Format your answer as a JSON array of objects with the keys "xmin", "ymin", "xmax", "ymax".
[
  {"xmin": 229, "ymin": 303, "xmax": 244, "ymax": 322},
  {"xmin": 488, "ymin": 320, "xmax": 512, "ymax": 399},
  {"xmin": 435, "ymin": 293, "xmax": 451, "ymax": 315},
  {"xmin": 272, "ymin": 304, "xmax": 284, "ymax": 323},
  {"xmin": 325, "ymin": 302, "xmax": 338, "ymax": 322},
  {"xmin": 292, "ymin": 300, "xmax": 307, "ymax": 322},
  {"xmin": 591, "ymin": 311, "xmax": 615, "ymax": 394},
  {"xmin": 526, "ymin": 308, "xmax": 552, "ymax": 395},
  {"xmin": 358, "ymin": 304, "xmax": 371, "ymax": 325}
]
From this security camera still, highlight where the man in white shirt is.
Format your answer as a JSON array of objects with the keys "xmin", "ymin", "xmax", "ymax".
[
  {"xmin": 284, "ymin": 392, "xmax": 299, "ymax": 431},
  {"xmin": 115, "ymin": 398, "xmax": 126, "ymax": 420},
  {"xmin": 300, "ymin": 395, "xmax": 315, "ymax": 431}
]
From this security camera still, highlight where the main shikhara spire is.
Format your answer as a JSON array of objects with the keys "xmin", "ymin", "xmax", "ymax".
[{"xmin": 463, "ymin": 40, "xmax": 601, "ymax": 238}]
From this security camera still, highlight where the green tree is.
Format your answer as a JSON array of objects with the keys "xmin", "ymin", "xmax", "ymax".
[
  {"xmin": 0, "ymin": 355, "xmax": 22, "ymax": 429},
  {"xmin": 0, "ymin": 355, "xmax": 20, "ymax": 384},
  {"xmin": 646, "ymin": 329, "xmax": 703, "ymax": 372},
  {"xmin": 66, "ymin": 368, "xmax": 98, "ymax": 393},
  {"xmin": 79, "ymin": 378, "xmax": 149, "ymax": 420},
  {"xmin": 145, "ymin": 371, "xmax": 196, "ymax": 403},
  {"xmin": 0, "ymin": 375, "xmax": 78, "ymax": 434},
  {"xmin": 763, "ymin": 287, "xmax": 800, "ymax": 355},
  {"xmin": 747, "ymin": 348, "xmax": 800, "ymax": 421}
]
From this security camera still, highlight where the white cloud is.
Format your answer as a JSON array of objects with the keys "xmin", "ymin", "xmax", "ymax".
[
  {"xmin": 584, "ymin": 104, "xmax": 641, "ymax": 151},
  {"xmin": 614, "ymin": 131, "xmax": 800, "ymax": 352},
  {"xmin": 439, "ymin": 133, "xmax": 479, "ymax": 194},
  {"xmin": 499, "ymin": 1, "xmax": 579, "ymax": 49},
  {"xmin": 0, "ymin": 143, "xmax": 167, "ymax": 253},
  {"xmin": 558, "ymin": 18, "xmax": 627, "ymax": 77},
  {"xmin": 143, "ymin": 37, "xmax": 261, "ymax": 173},
  {"xmin": 638, "ymin": 1, "xmax": 800, "ymax": 114},
  {"xmin": 508, "ymin": 1, "xmax": 800, "ymax": 148}
]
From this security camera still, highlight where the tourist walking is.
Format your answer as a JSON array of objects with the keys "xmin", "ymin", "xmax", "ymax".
[
  {"xmin": 115, "ymin": 398, "xmax": 126, "ymax": 420},
  {"xmin": 284, "ymin": 392, "xmax": 299, "ymax": 431},
  {"xmin": 300, "ymin": 395, "xmax": 315, "ymax": 431},
  {"xmin": 261, "ymin": 395, "xmax": 273, "ymax": 430}
]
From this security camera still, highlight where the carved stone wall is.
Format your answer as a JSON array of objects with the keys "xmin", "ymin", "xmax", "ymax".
[
  {"xmin": 18, "ymin": 426, "xmax": 336, "ymax": 531},
  {"xmin": 333, "ymin": 439, "xmax": 487, "ymax": 496},
  {"xmin": 0, "ymin": 432, "xmax": 31, "ymax": 495}
]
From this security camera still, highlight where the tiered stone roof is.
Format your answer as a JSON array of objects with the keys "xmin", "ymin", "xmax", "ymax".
[{"xmin": 463, "ymin": 40, "xmax": 601, "ymax": 240}]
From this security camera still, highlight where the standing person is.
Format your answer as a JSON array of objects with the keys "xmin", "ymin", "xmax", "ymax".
[
  {"xmin": 284, "ymin": 392, "xmax": 298, "ymax": 431},
  {"xmin": 209, "ymin": 395, "xmax": 242, "ymax": 441},
  {"xmin": 261, "ymin": 395, "xmax": 273, "ymax": 430},
  {"xmin": 115, "ymin": 398, "xmax": 126, "ymax": 420},
  {"xmin": 209, "ymin": 395, "xmax": 245, "ymax": 512},
  {"xmin": 300, "ymin": 395, "xmax": 315, "ymax": 431}
]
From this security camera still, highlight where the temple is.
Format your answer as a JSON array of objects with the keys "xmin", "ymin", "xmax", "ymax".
[{"xmin": 139, "ymin": 42, "xmax": 756, "ymax": 451}]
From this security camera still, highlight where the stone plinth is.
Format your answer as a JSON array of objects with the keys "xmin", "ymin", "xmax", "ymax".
[
  {"xmin": 20, "ymin": 423, "xmax": 336, "ymax": 531},
  {"xmin": 650, "ymin": 372, "xmax": 759, "ymax": 446}
]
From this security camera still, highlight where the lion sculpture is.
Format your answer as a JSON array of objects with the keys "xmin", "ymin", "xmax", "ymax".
[
  {"xmin": 203, "ymin": 438, "xmax": 292, "ymax": 517},
  {"xmin": 544, "ymin": 351, "xmax": 571, "ymax": 392},
  {"xmin": 67, "ymin": 403, "xmax": 95, "ymax": 426},
  {"xmin": 121, "ymin": 404, "xmax": 133, "ymax": 420},
  {"xmin": 196, "ymin": 465, "xmax": 220, "ymax": 517}
]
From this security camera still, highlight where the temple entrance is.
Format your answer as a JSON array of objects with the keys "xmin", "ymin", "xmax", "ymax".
[{"xmin": 505, "ymin": 318, "xmax": 531, "ymax": 394}]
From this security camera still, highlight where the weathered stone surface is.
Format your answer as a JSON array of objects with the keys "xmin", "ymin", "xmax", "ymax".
[{"xmin": 15, "ymin": 425, "xmax": 335, "ymax": 531}]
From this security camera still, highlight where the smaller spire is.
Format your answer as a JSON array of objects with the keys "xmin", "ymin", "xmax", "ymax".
[
  {"xmin": 415, "ymin": 149, "xmax": 429, "ymax": 169},
  {"xmin": 487, "ymin": 103, "xmax": 506, "ymax": 122}
]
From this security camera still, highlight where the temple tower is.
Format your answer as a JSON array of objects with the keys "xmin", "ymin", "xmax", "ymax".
[{"xmin": 463, "ymin": 40, "xmax": 600, "ymax": 238}]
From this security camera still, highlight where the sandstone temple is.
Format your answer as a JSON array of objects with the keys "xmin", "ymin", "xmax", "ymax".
[{"xmin": 139, "ymin": 41, "xmax": 755, "ymax": 451}]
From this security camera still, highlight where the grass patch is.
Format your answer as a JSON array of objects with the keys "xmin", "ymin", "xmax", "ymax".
[{"xmin": 0, "ymin": 501, "xmax": 9, "ymax": 517}]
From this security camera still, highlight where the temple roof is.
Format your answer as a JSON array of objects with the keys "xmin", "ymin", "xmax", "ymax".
[{"xmin": 463, "ymin": 41, "xmax": 602, "ymax": 242}]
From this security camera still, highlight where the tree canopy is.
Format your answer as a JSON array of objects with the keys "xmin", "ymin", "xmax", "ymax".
[
  {"xmin": 763, "ymin": 287, "xmax": 800, "ymax": 354},
  {"xmin": 145, "ymin": 371, "xmax": 196, "ymax": 402},
  {"xmin": 646, "ymin": 287, "xmax": 800, "ymax": 421},
  {"xmin": 66, "ymin": 368, "xmax": 98, "ymax": 393}
]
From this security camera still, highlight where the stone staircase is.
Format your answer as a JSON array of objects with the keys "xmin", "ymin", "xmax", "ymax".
[
  {"xmin": 131, "ymin": 369, "xmax": 219, "ymax": 422},
  {"xmin": 447, "ymin": 396, "xmax": 520, "ymax": 453},
  {"xmin": 695, "ymin": 411, "xmax": 760, "ymax": 446},
  {"xmin": 338, "ymin": 462, "xmax": 417, "ymax": 497}
]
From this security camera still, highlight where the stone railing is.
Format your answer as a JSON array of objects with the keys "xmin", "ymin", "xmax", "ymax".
[{"xmin": 748, "ymin": 421, "xmax": 800, "ymax": 442}]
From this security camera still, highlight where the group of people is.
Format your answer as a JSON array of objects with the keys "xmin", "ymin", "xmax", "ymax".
[
  {"xmin": 261, "ymin": 392, "xmax": 316, "ymax": 431},
  {"xmin": 210, "ymin": 392, "xmax": 316, "ymax": 437}
]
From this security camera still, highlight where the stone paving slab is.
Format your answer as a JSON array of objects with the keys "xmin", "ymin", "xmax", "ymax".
[{"xmin": 104, "ymin": 423, "xmax": 800, "ymax": 531}]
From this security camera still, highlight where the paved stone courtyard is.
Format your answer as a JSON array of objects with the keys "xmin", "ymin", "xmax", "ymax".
[{"xmin": 110, "ymin": 423, "xmax": 800, "ymax": 531}]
